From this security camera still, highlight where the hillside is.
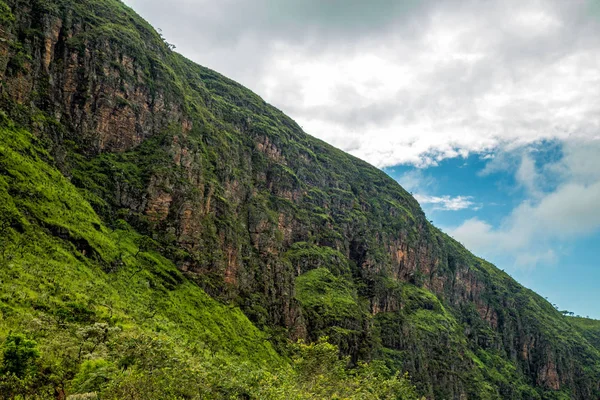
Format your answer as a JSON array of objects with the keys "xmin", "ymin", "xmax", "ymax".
[
  {"xmin": 571, "ymin": 318, "xmax": 600, "ymax": 353},
  {"xmin": 0, "ymin": 119, "xmax": 425, "ymax": 399},
  {"xmin": 0, "ymin": 0, "xmax": 599, "ymax": 399}
]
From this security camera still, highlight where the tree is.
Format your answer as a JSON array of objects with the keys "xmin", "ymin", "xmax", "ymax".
[
  {"xmin": 290, "ymin": 337, "xmax": 423, "ymax": 399},
  {"xmin": 561, "ymin": 310, "xmax": 575, "ymax": 317},
  {"xmin": 0, "ymin": 333, "xmax": 40, "ymax": 378}
]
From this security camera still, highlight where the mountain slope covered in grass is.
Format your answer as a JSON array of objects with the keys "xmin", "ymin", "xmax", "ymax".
[{"xmin": 0, "ymin": 0, "xmax": 599, "ymax": 399}]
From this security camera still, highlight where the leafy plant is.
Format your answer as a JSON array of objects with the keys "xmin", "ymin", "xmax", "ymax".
[{"xmin": 0, "ymin": 333, "xmax": 40, "ymax": 378}]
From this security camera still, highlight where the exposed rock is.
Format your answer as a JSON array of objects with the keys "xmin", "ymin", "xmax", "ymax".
[{"xmin": 1, "ymin": 0, "xmax": 599, "ymax": 398}]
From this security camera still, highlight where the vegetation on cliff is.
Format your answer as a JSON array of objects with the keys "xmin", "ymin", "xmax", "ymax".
[
  {"xmin": 0, "ymin": 120, "xmax": 420, "ymax": 398},
  {"xmin": 0, "ymin": 0, "xmax": 599, "ymax": 399}
]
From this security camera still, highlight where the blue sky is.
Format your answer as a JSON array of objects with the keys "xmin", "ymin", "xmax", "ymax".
[
  {"xmin": 385, "ymin": 142, "xmax": 600, "ymax": 319},
  {"xmin": 125, "ymin": 0, "xmax": 600, "ymax": 319}
]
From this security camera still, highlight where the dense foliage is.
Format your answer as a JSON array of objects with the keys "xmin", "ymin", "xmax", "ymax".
[
  {"xmin": 0, "ymin": 0, "xmax": 599, "ymax": 398},
  {"xmin": 0, "ymin": 121, "xmax": 421, "ymax": 399}
]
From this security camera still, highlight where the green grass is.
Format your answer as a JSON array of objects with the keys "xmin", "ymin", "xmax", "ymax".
[{"xmin": 0, "ymin": 121, "xmax": 279, "ymax": 396}]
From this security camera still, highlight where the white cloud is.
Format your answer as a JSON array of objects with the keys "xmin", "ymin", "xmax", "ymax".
[
  {"xmin": 448, "ymin": 140, "xmax": 600, "ymax": 267},
  {"xmin": 124, "ymin": 0, "xmax": 600, "ymax": 168},
  {"xmin": 395, "ymin": 170, "xmax": 476, "ymax": 212},
  {"xmin": 414, "ymin": 194, "xmax": 476, "ymax": 211},
  {"xmin": 264, "ymin": 38, "xmax": 600, "ymax": 168},
  {"xmin": 122, "ymin": 0, "xmax": 600, "ymax": 267},
  {"xmin": 515, "ymin": 153, "xmax": 541, "ymax": 196},
  {"xmin": 394, "ymin": 169, "xmax": 436, "ymax": 193}
]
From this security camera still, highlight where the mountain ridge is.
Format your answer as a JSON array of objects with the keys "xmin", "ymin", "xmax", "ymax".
[{"xmin": 1, "ymin": 0, "xmax": 599, "ymax": 398}]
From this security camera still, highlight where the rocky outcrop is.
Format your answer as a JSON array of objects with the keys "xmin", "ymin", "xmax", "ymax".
[
  {"xmin": 1, "ymin": 1, "xmax": 599, "ymax": 398},
  {"xmin": 1, "ymin": 1, "xmax": 185, "ymax": 155}
]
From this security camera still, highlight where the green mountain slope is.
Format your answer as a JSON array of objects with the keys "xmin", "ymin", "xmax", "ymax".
[
  {"xmin": 0, "ymin": 117, "xmax": 421, "ymax": 399},
  {"xmin": 0, "ymin": 0, "xmax": 599, "ymax": 399},
  {"xmin": 0, "ymin": 119, "xmax": 280, "ymax": 395},
  {"xmin": 571, "ymin": 318, "xmax": 600, "ymax": 352}
]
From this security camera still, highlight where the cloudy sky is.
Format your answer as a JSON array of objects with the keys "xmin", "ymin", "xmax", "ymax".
[{"xmin": 124, "ymin": 0, "xmax": 600, "ymax": 318}]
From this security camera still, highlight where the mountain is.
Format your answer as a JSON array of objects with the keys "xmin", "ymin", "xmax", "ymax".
[{"xmin": 0, "ymin": 0, "xmax": 599, "ymax": 398}]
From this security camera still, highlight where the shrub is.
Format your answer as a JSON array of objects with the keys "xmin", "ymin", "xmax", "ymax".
[{"xmin": 0, "ymin": 333, "xmax": 40, "ymax": 378}]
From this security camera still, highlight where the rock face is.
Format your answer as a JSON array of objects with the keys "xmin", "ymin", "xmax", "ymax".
[{"xmin": 1, "ymin": 1, "xmax": 600, "ymax": 398}]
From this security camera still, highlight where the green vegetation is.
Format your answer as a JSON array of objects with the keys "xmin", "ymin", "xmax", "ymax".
[
  {"xmin": 295, "ymin": 268, "xmax": 367, "ymax": 356},
  {"xmin": 571, "ymin": 317, "xmax": 600, "ymax": 351},
  {"xmin": 1, "ymin": 334, "xmax": 40, "ymax": 378},
  {"xmin": 1, "ymin": 0, "xmax": 600, "ymax": 398},
  {"xmin": 0, "ymin": 116, "xmax": 421, "ymax": 398},
  {"xmin": 296, "ymin": 268, "xmax": 360, "ymax": 321}
]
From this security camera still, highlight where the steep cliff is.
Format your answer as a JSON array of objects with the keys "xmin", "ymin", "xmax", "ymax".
[{"xmin": 1, "ymin": 0, "xmax": 599, "ymax": 399}]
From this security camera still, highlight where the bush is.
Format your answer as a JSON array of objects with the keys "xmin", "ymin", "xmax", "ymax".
[
  {"xmin": 70, "ymin": 359, "xmax": 116, "ymax": 394},
  {"xmin": 0, "ymin": 333, "xmax": 40, "ymax": 378}
]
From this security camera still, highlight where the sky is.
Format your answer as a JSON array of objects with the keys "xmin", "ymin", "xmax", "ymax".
[{"xmin": 123, "ymin": 0, "xmax": 600, "ymax": 319}]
